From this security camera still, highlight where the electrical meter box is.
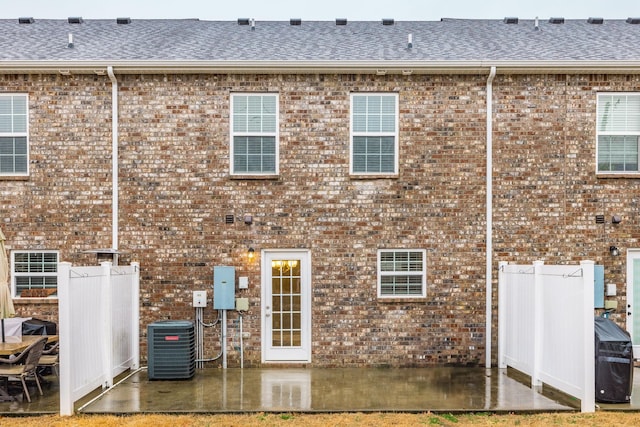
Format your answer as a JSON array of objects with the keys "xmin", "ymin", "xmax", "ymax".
[
  {"xmin": 213, "ymin": 266, "xmax": 236, "ymax": 309},
  {"xmin": 192, "ymin": 290, "xmax": 207, "ymax": 308}
]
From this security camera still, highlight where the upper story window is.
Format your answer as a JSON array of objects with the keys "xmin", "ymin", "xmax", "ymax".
[
  {"xmin": 230, "ymin": 93, "xmax": 278, "ymax": 176},
  {"xmin": 350, "ymin": 93, "xmax": 398, "ymax": 175},
  {"xmin": 597, "ymin": 93, "xmax": 640, "ymax": 174},
  {"xmin": 0, "ymin": 94, "xmax": 28, "ymax": 176},
  {"xmin": 11, "ymin": 250, "xmax": 59, "ymax": 298},
  {"xmin": 377, "ymin": 249, "xmax": 426, "ymax": 298}
]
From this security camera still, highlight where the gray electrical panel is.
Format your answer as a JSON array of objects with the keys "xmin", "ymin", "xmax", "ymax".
[{"xmin": 213, "ymin": 266, "xmax": 236, "ymax": 309}]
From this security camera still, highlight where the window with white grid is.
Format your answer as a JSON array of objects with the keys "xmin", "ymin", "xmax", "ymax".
[
  {"xmin": 597, "ymin": 93, "xmax": 640, "ymax": 173},
  {"xmin": 11, "ymin": 251, "xmax": 59, "ymax": 298},
  {"xmin": 231, "ymin": 94, "xmax": 278, "ymax": 175},
  {"xmin": 0, "ymin": 94, "xmax": 28, "ymax": 176},
  {"xmin": 350, "ymin": 93, "xmax": 398, "ymax": 175},
  {"xmin": 377, "ymin": 249, "xmax": 426, "ymax": 298}
]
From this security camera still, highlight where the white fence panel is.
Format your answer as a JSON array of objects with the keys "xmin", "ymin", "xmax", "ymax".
[
  {"xmin": 539, "ymin": 264, "xmax": 585, "ymax": 397},
  {"xmin": 498, "ymin": 260, "xmax": 595, "ymax": 413},
  {"xmin": 500, "ymin": 263, "xmax": 535, "ymax": 375},
  {"xmin": 58, "ymin": 261, "xmax": 140, "ymax": 416},
  {"xmin": 110, "ymin": 265, "xmax": 139, "ymax": 376},
  {"xmin": 64, "ymin": 265, "xmax": 105, "ymax": 401}
]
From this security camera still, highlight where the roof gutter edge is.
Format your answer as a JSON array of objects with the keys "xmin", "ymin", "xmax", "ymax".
[{"xmin": 1, "ymin": 60, "xmax": 640, "ymax": 74}]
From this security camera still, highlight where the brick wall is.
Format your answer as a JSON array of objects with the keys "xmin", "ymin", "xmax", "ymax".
[
  {"xmin": 1, "ymin": 73, "xmax": 112, "ymax": 327},
  {"xmin": 2, "ymin": 72, "xmax": 638, "ymax": 367},
  {"xmin": 493, "ymin": 73, "xmax": 640, "ymax": 331},
  {"xmin": 113, "ymin": 73, "xmax": 488, "ymax": 366}
]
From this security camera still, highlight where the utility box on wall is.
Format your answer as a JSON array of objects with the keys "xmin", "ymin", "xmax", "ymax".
[
  {"xmin": 213, "ymin": 266, "xmax": 236, "ymax": 309},
  {"xmin": 594, "ymin": 265, "xmax": 605, "ymax": 308}
]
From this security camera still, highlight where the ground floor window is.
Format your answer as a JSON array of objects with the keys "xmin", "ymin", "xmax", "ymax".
[
  {"xmin": 377, "ymin": 249, "xmax": 426, "ymax": 298},
  {"xmin": 11, "ymin": 250, "xmax": 59, "ymax": 298}
]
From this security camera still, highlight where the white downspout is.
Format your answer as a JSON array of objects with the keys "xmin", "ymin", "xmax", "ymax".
[
  {"xmin": 485, "ymin": 66, "xmax": 496, "ymax": 369},
  {"xmin": 107, "ymin": 66, "xmax": 119, "ymax": 259}
]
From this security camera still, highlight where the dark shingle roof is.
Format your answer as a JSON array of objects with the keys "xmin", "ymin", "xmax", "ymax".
[{"xmin": 1, "ymin": 18, "xmax": 640, "ymax": 72}]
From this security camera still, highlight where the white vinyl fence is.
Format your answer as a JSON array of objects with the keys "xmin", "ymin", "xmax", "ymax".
[
  {"xmin": 498, "ymin": 260, "xmax": 595, "ymax": 413},
  {"xmin": 57, "ymin": 261, "xmax": 140, "ymax": 416}
]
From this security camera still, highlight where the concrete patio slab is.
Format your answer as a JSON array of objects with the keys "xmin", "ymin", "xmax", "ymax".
[
  {"xmin": 80, "ymin": 367, "xmax": 575, "ymax": 413},
  {"xmin": 3, "ymin": 367, "xmax": 638, "ymax": 415}
]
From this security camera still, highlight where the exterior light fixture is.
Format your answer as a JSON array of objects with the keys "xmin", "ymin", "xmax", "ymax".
[
  {"xmin": 610, "ymin": 246, "xmax": 620, "ymax": 257},
  {"xmin": 244, "ymin": 214, "xmax": 253, "ymax": 225},
  {"xmin": 248, "ymin": 247, "xmax": 255, "ymax": 260},
  {"xmin": 612, "ymin": 215, "xmax": 622, "ymax": 224}
]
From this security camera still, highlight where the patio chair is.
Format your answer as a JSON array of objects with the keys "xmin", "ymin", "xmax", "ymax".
[
  {"xmin": 0, "ymin": 336, "xmax": 47, "ymax": 402},
  {"xmin": 38, "ymin": 341, "xmax": 59, "ymax": 377}
]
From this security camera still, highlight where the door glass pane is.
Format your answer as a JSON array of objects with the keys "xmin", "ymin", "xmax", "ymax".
[
  {"xmin": 282, "ymin": 277, "xmax": 291, "ymax": 293},
  {"xmin": 272, "ymin": 332, "xmax": 282, "ymax": 347},
  {"xmin": 292, "ymin": 331, "xmax": 301, "ymax": 346},
  {"xmin": 290, "ymin": 261, "xmax": 300, "ymax": 276},
  {"xmin": 270, "ymin": 258, "xmax": 302, "ymax": 348},
  {"xmin": 293, "ymin": 314, "xmax": 301, "ymax": 329},
  {"xmin": 283, "ymin": 314, "xmax": 291, "ymax": 329},
  {"xmin": 282, "ymin": 295, "xmax": 291, "ymax": 311}
]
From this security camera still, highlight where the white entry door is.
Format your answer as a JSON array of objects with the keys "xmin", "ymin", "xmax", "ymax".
[
  {"xmin": 626, "ymin": 249, "xmax": 640, "ymax": 359},
  {"xmin": 261, "ymin": 250, "xmax": 311, "ymax": 363}
]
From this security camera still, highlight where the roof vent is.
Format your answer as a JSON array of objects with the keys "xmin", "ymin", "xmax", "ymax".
[
  {"xmin": 290, "ymin": 18, "xmax": 301, "ymax": 26},
  {"xmin": 627, "ymin": 17, "xmax": 640, "ymax": 24},
  {"xmin": 238, "ymin": 18, "xmax": 250, "ymax": 25},
  {"xmin": 587, "ymin": 17, "xmax": 604, "ymax": 24},
  {"xmin": 382, "ymin": 18, "xmax": 394, "ymax": 26},
  {"xmin": 18, "ymin": 17, "xmax": 34, "ymax": 24},
  {"xmin": 116, "ymin": 17, "xmax": 131, "ymax": 25},
  {"xmin": 68, "ymin": 17, "xmax": 83, "ymax": 24},
  {"xmin": 549, "ymin": 17, "xmax": 564, "ymax": 24},
  {"xmin": 503, "ymin": 17, "xmax": 518, "ymax": 24},
  {"xmin": 336, "ymin": 18, "xmax": 347, "ymax": 26}
]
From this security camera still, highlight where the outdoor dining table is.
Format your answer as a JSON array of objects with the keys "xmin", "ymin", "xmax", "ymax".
[
  {"xmin": 0, "ymin": 335, "xmax": 58, "ymax": 402},
  {"xmin": 0, "ymin": 334, "xmax": 58, "ymax": 356}
]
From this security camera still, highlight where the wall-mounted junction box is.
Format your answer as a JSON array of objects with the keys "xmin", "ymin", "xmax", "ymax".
[
  {"xmin": 192, "ymin": 290, "xmax": 207, "ymax": 308},
  {"xmin": 236, "ymin": 297, "xmax": 249, "ymax": 311}
]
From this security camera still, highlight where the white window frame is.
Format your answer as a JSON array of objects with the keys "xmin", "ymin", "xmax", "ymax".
[
  {"xmin": 350, "ymin": 93, "xmax": 399, "ymax": 176},
  {"xmin": 377, "ymin": 249, "xmax": 426, "ymax": 298},
  {"xmin": 596, "ymin": 92, "xmax": 640, "ymax": 174},
  {"xmin": 0, "ymin": 93, "xmax": 29, "ymax": 176},
  {"xmin": 230, "ymin": 93, "xmax": 279, "ymax": 176},
  {"xmin": 10, "ymin": 250, "xmax": 59, "ymax": 298}
]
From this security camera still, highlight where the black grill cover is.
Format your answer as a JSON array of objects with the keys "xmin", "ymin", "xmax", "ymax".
[
  {"xmin": 595, "ymin": 316, "xmax": 634, "ymax": 403},
  {"xmin": 22, "ymin": 318, "xmax": 57, "ymax": 336}
]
